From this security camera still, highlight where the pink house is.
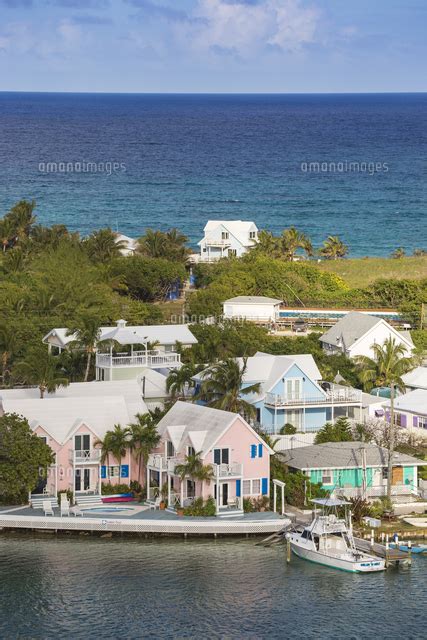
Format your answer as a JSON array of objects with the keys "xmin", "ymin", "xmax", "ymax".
[
  {"xmin": 147, "ymin": 401, "xmax": 273, "ymax": 516},
  {"xmin": 0, "ymin": 380, "xmax": 148, "ymax": 498}
]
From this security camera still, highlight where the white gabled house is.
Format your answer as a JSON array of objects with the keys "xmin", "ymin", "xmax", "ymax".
[
  {"xmin": 43, "ymin": 319, "xmax": 198, "ymax": 381},
  {"xmin": 402, "ymin": 366, "xmax": 427, "ymax": 392},
  {"xmin": 320, "ymin": 311, "xmax": 414, "ymax": 359},
  {"xmin": 198, "ymin": 220, "xmax": 258, "ymax": 262}
]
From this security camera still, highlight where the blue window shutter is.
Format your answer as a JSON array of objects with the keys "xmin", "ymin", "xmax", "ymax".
[
  {"xmin": 236, "ymin": 479, "xmax": 241, "ymax": 497},
  {"xmin": 101, "ymin": 465, "xmax": 106, "ymax": 479},
  {"xmin": 251, "ymin": 444, "xmax": 257, "ymax": 458},
  {"xmin": 258, "ymin": 444, "xmax": 263, "ymax": 458},
  {"xmin": 400, "ymin": 414, "xmax": 407, "ymax": 428},
  {"xmin": 121, "ymin": 464, "xmax": 129, "ymax": 479},
  {"xmin": 261, "ymin": 478, "xmax": 268, "ymax": 495},
  {"xmin": 413, "ymin": 416, "xmax": 418, "ymax": 428}
]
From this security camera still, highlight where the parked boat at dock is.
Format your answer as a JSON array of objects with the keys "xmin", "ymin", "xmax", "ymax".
[{"xmin": 287, "ymin": 498, "xmax": 386, "ymax": 573}]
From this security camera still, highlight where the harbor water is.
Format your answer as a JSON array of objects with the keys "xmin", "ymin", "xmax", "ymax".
[{"xmin": 0, "ymin": 533, "xmax": 425, "ymax": 639}]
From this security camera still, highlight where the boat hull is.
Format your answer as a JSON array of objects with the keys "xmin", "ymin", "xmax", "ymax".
[{"xmin": 290, "ymin": 542, "xmax": 385, "ymax": 573}]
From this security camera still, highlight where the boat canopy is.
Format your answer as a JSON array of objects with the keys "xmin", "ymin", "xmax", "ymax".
[{"xmin": 312, "ymin": 498, "xmax": 350, "ymax": 507}]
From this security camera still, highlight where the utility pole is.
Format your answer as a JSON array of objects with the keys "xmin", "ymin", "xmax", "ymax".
[{"xmin": 387, "ymin": 382, "xmax": 395, "ymax": 500}]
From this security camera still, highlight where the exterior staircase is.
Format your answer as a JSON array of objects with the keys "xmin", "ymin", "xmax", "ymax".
[
  {"xmin": 30, "ymin": 495, "xmax": 58, "ymax": 509},
  {"xmin": 75, "ymin": 494, "xmax": 103, "ymax": 508}
]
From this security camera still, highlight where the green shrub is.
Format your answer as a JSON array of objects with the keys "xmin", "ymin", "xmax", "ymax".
[
  {"xmin": 243, "ymin": 498, "xmax": 255, "ymax": 513},
  {"xmin": 280, "ymin": 423, "xmax": 297, "ymax": 435},
  {"xmin": 183, "ymin": 496, "xmax": 216, "ymax": 516},
  {"xmin": 101, "ymin": 483, "xmax": 132, "ymax": 496}
]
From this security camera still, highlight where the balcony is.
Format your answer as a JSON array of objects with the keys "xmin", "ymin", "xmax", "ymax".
[
  {"xmin": 69, "ymin": 449, "xmax": 101, "ymax": 464},
  {"xmin": 147, "ymin": 454, "xmax": 179, "ymax": 473},
  {"xmin": 204, "ymin": 237, "xmax": 231, "ymax": 247},
  {"xmin": 96, "ymin": 351, "xmax": 181, "ymax": 369},
  {"xmin": 212, "ymin": 462, "xmax": 243, "ymax": 478},
  {"xmin": 265, "ymin": 385, "xmax": 362, "ymax": 408},
  {"xmin": 334, "ymin": 484, "xmax": 419, "ymax": 500}
]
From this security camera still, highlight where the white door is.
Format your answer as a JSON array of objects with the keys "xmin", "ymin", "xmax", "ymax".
[
  {"xmin": 75, "ymin": 468, "xmax": 91, "ymax": 493},
  {"xmin": 286, "ymin": 378, "xmax": 302, "ymax": 401}
]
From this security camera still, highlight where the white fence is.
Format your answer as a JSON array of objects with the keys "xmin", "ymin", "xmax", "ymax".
[{"xmin": 273, "ymin": 433, "xmax": 316, "ymax": 452}]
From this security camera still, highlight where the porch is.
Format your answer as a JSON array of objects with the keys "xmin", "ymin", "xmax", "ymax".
[
  {"xmin": 96, "ymin": 351, "xmax": 181, "ymax": 369},
  {"xmin": 265, "ymin": 383, "xmax": 362, "ymax": 408}
]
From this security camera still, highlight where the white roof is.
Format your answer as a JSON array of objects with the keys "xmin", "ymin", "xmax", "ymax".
[
  {"xmin": 0, "ymin": 380, "xmax": 148, "ymax": 444},
  {"xmin": 200, "ymin": 220, "xmax": 258, "ymax": 247},
  {"xmin": 402, "ymin": 366, "xmax": 427, "ymax": 390},
  {"xmin": 43, "ymin": 322, "xmax": 198, "ymax": 348},
  {"xmin": 195, "ymin": 352, "xmax": 322, "ymax": 404},
  {"xmin": 136, "ymin": 369, "xmax": 169, "ymax": 399},
  {"xmin": 320, "ymin": 311, "xmax": 413, "ymax": 351},
  {"xmin": 383, "ymin": 389, "xmax": 427, "ymax": 416},
  {"xmin": 224, "ymin": 296, "xmax": 282, "ymax": 305},
  {"xmin": 156, "ymin": 401, "xmax": 272, "ymax": 457}
]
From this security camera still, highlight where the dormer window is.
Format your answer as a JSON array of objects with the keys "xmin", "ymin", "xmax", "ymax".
[
  {"xmin": 167, "ymin": 441, "xmax": 175, "ymax": 458},
  {"xmin": 187, "ymin": 446, "xmax": 196, "ymax": 457}
]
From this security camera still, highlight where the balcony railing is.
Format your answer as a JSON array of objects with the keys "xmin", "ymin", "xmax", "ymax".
[
  {"xmin": 265, "ymin": 385, "xmax": 362, "ymax": 408},
  {"xmin": 204, "ymin": 237, "xmax": 231, "ymax": 247},
  {"xmin": 147, "ymin": 454, "xmax": 180, "ymax": 473},
  {"xmin": 96, "ymin": 351, "xmax": 181, "ymax": 369},
  {"xmin": 69, "ymin": 449, "xmax": 101, "ymax": 464},
  {"xmin": 212, "ymin": 462, "xmax": 243, "ymax": 477}
]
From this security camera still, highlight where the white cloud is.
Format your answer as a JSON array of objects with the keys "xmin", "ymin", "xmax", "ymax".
[{"xmin": 174, "ymin": 0, "xmax": 320, "ymax": 57}]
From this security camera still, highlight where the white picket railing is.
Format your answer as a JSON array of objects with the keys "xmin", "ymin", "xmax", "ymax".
[{"xmin": 96, "ymin": 352, "xmax": 181, "ymax": 368}]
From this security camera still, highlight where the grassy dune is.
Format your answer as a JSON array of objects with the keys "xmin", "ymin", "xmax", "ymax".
[{"xmin": 317, "ymin": 256, "xmax": 427, "ymax": 288}]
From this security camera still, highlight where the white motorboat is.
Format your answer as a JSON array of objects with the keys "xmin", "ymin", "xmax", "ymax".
[{"xmin": 288, "ymin": 498, "xmax": 385, "ymax": 573}]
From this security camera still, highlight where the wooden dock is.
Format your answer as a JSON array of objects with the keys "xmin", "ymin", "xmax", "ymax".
[{"xmin": 353, "ymin": 537, "xmax": 411, "ymax": 566}]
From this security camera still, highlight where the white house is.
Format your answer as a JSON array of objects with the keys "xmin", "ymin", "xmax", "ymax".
[
  {"xmin": 115, "ymin": 233, "xmax": 138, "ymax": 256},
  {"xmin": 383, "ymin": 389, "xmax": 427, "ymax": 433},
  {"xmin": 320, "ymin": 311, "xmax": 414, "ymax": 359},
  {"xmin": 43, "ymin": 320, "xmax": 198, "ymax": 381},
  {"xmin": 223, "ymin": 296, "xmax": 282, "ymax": 322},
  {"xmin": 198, "ymin": 220, "xmax": 258, "ymax": 262},
  {"xmin": 402, "ymin": 366, "xmax": 427, "ymax": 392}
]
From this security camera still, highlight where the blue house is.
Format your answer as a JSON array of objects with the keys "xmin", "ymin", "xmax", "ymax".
[{"xmin": 194, "ymin": 352, "xmax": 362, "ymax": 434}]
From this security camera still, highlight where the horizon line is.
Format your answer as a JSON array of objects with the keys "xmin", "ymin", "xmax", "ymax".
[{"xmin": 0, "ymin": 90, "xmax": 426, "ymax": 96}]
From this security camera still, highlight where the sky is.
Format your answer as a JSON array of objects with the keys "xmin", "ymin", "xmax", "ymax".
[{"xmin": 0, "ymin": 0, "xmax": 426, "ymax": 93}]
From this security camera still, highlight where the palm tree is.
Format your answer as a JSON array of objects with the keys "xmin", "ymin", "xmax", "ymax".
[
  {"xmin": 15, "ymin": 346, "xmax": 69, "ymax": 398},
  {"xmin": 165, "ymin": 228, "xmax": 190, "ymax": 262},
  {"xmin": 67, "ymin": 315, "xmax": 102, "ymax": 382},
  {"xmin": 137, "ymin": 229, "xmax": 167, "ymax": 258},
  {"xmin": 0, "ymin": 322, "xmax": 17, "ymax": 384},
  {"xmin": 94, "ymin": 431, "xmax": 115, "ymax": 468},
  {"xmin": 0, "ymin": 218, "xmax": 15, "ymax": 252},
  {"xmin": 355, "ymin": 338, "xmax": 417, "ymax": 498},
  {"xmin": 102, "ymin": 424, "xmax": 130, "ymax": 479},
  {"xmin": 84, "ymin": 228, "xmax": 126, "ymax": 263},
  {"xmin": 128, "ymin": 412, "xmax": 161, "ymax": 484},
  {"xmin": 175, "ymin": 451, "xmax": 214, "ymax": 485},
  {"xmin": 7, "ymin": 199, "xmax": 36, "ymax": 242},
  {"xmin": 281, "ymin": 227, "xmax": 313, "ymax": 261},
  {"xmin": 198, "ymin": 358, "xmax": 261, "ymax": 419},
  {"xmin": 254, "ymin": 230, "xmax": 281, "ymax": 258},
  {"xmin": 319, "ymin": 235, "xmax": 348, "ymax": 260},
  {"xmin": 166, "ymin": 363, "xmax": 201, "ymax": 398}
]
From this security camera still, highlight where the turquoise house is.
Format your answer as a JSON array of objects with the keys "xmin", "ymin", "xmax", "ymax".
[
  {"xmin": 194, "ymin": 352, "xmax": 362, "ymax": 434},
  {"xmin": 280, "ymin": 441, "xmax": 423, "ymax": 500}
]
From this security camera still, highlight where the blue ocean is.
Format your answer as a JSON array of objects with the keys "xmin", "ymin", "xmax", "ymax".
[{"xmin": 0, "ymin": 92, "xmax": 426, "ymax": 256}]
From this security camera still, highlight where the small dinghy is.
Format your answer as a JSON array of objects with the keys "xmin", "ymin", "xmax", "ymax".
[
  {"xmin": 390, "ymin": 543, "xmax": 427, "ymax": 554},
  {"xmin": 288, "ymin": 498, "xmax": 385, "ymax": 573},
  {"xmin": 102, "ymin": 493, "xmax": 134, "ymax": 503}
]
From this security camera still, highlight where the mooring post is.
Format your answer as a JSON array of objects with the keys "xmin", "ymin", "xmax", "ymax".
[
  {"xmin": 407, "ymin": 540, "xmax": 412, "ymax": 566},
  {"xmin": 286, "ymin": 541, "xmax": 291, "ymax": 563},
  {"xmin": 385, "ymin": 534, "xmax": 389, "ymax": 568}
]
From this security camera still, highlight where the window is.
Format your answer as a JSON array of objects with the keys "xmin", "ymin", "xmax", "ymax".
[
  {"xmin": 221, "ymin": 231, "xmax": 229, "ymax": 240},
  {"xmin": 187, "ymin": 446, "xmax": 195, "ymax": 457},
  {"xmin": 249, "ymin": 231, "xmax": 256, "ymax": 240},
  {"xmin": 109, "ymin": 466, "xmax": 120, "ymax": 478},
  {"xmin": 242, "ymin": 478, "xmax": 261, "ymax": 496},
  {"xmin": 419, "ymin": 416, "xmax": 427, "ymax": 429},
  {"xmin": 227, "ymin": 249, "xmax": 237, "ymax": 257},
  {"xmin": 213, "ymin": 448, "xmax": 229, "ymax": 465},
  {"xmin": 382, "ymin": 468, "xmax": 388, "ymax": 480},
  {"xmin": 322, "ymin": 469, "xmax": 333, "ymax": 484},
  {"xmin": 38, "ymin": 436, "xmax": 47, "ymax": 445},
  {"xmin": 167, "ymin": 441, "xmax": 175, "ymax": 458},
  {"xmin": 75, "ymin": 434, "xmax": 90, "ymax": 452},
  {"xmin": 394, "ymin": 413, "xmax": 403, "ymax": 426}
]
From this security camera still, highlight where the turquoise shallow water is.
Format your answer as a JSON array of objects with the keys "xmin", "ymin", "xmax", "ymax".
[
  {"xmin": 0, "ymin": 534, "xmax": 425, "ymax": 639},
  {"xmin": 0, "ymin": 92, "xmax": 426, "ymax": 257}
]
